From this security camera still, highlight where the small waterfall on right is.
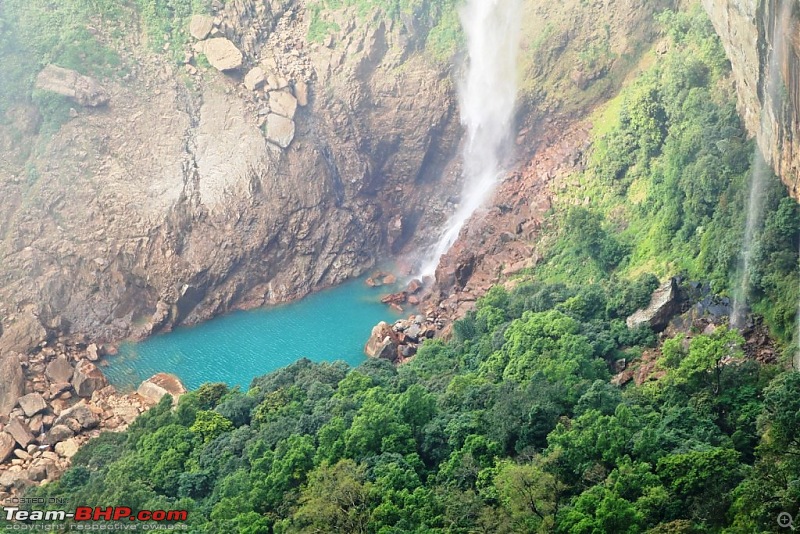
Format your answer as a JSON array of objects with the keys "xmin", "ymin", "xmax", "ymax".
[{"xmin": 732, "ymin": 0, "xmax": 793, "ymax": 329}]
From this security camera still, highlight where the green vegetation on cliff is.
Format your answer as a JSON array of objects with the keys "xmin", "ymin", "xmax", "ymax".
[{"xmin": 24, "ymin": 6, "xmax": 800, "ymax": 533}]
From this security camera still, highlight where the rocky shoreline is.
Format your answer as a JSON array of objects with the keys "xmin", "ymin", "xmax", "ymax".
[{"xmin": 0, "ymin": 336, "xmax": 186, "ymax": 500}]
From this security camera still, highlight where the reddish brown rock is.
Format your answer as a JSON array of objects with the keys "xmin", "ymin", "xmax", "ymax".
[
  {"xmin": 381, "ymin": 292, "xmax": 407, "ymax": 305},
  {"xmin": 407, "ymin": 279, "xmax": 423, "ymax": 294}
]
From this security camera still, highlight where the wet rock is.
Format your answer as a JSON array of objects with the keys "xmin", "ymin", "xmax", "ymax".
[
  {"xmin": 46, "ymin": 425, "xmax": 74, "ymax": 446},
  {"xmin": 0, "ymin": 433, "xmax": 15, "ymax": 463},
  {"xmin": 626, "ymin": 278, "xmax": 681, "ymax": 333},
  {"xmin": 244, "ymin": 67, "xmax": 266, "ymax": 91},
  {"xmin": 382, "ymin": 274, "xmax": 397, "ymax": 285},
  {"xmin": 381, "ymin": 292, "xmax": 407, "ymax": 305},
  {"xmin": 71, "ymin": 361, "xmax": 108, "ymax": 398},
  {"xmin": 201, "ymin": 38, "xmax": 243, "ymax": 71},
  {"xmin": 137, "ymin": 373, "xmax": 187, "ymax": 405},
  {"xmin": 407, "ymin": 279, "xmax": 423, "ymax": 294},
  {"xmin": 0, "ymin": 356, "xmax": 24, "ymax": 415},
  {"xmin": 55, "ymin": 403, "xmax": 98, "ymax": 430},
  {"xmin": 17, "ymin": 393, "xmax": 47, "ymax": 418},
  {"xmin": 269, "ymin": 90, "xmax": 298, "ymax": 119},
  {"xmin": 264, "ymin": 113, "xmax": 295, "ymax": 148},
  {"xmin": 454, "ymin": 252, "xmax": 476, "ymax": 288},
  {"xmin": 46, "ymin": 356, "xmax": 74, "ymax": 384},
  {"xmin": 189, "ymin": 15, "xmax": 214, "ymax": 40},
  {"xmin": 6, "ymin": 419, "xmax": 34, "ymax": 448},
  {"xmin": 34, "ymin": 65, "xmax": 109, "ymax": 107}
]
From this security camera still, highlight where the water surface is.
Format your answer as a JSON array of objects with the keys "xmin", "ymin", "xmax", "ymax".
[{"xmin": 103, "ymin": 279, "xmax": 401, "ymax": 390}]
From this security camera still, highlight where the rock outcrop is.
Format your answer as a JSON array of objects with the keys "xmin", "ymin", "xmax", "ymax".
[
  {"xmin": 34, "ymin": 65, "xmax": 109, "ymax": 107},
  {"xmin": 702, "ymin": 0, "xmax": 800, "ymax": 196},
  {"xmin": 626, "ymin": 278, "xmax": 681, "ymax": 333}
]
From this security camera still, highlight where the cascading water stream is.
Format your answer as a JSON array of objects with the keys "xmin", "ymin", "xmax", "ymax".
[
  {"xmin": 732, "ymin": 0, "xmax": 793, "ymax": 329},
  {"xmin": 418, "ymin": 0, "xmax": 522, "ymax": 278}
]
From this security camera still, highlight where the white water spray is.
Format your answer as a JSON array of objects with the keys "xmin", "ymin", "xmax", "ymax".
[
  {"xmin": 732, "ymin": 0, "xmax": 793, "ymax": 329},
  {"xmin": 418, "ymin": 0, "xmax": 522, "ymax": 277}
]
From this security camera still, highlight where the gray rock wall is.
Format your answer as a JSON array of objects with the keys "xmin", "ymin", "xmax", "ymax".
[{"xmin": 703, "ymin": 0, "xmax": 800, "ymax": 196}]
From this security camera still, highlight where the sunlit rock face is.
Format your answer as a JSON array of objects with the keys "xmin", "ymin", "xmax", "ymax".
[{"xmin": 702, "ymin": 0, "xmax": 800, "ymax": 197}]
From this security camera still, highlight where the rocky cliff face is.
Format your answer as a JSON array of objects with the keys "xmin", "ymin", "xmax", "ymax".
[
  {"xmin": 702, "ymin": 0, "xmax": 800, "ymax": 196},
  {"xmin": 0, "ymin": 0, "xmax": 461, "ymax": 350}
]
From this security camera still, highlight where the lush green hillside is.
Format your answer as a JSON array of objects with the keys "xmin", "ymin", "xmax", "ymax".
[{"xmin": 23, "ymin": 6, "xmax": 800, "ymax": 533}]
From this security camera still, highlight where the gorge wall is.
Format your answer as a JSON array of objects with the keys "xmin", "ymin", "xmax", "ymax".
[
  {"xmin": 702, "ymin": 0, "xmax": 800, "ymax": 196},
  {"xmin": 0, "ymin": 0, "xmax": 675, "ymax": 355},
  {"xmin": 0, "ymin": 0, "xmax": 464, "ymax": 351}
]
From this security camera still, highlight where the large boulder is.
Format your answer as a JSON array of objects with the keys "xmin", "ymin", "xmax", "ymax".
[
  {"xmin": 244, "ymin": 67, "xmax": 266, "ymax": 91},
  {"xmin": 364, "ymin": 322, "xmax": 400, "ymax": 362},
  {"xmin": 189, "ymin": 14, "xmax": 214, "ymax": 40},
  {"xmin": 626, "ymin": 278, "xmax": 681, "ymax": 333},
  {"xmin": 0, "ymin": 314, "xmax": 47, "ymax": 353},
  {"xmin": 55, "ymin": 438, "xmax": 79, "ymax": 459},
  {"xmin": 0, "ymin": 356, "xmax": 24, "ymax": 416},
  {"xmin": 264, "ymin": 113, "xmax": 295, "ymax": 148},
  {"xmin": 71, "ymin": 360, "xmax": 108, "ymax": 398},
  {"xmin": 201, "ymin": 38, "xmax": 243, "ymax": 71},
  {"xmin": 46, "ymin": 424, "xmax": 75, "ymax": 446},
  {"xmin": 54, "ymin": 403, "xmax": 98, "ymax": 430},
  {"xmin": 46, "ymin": 356, "xmax": 74, "ymax": 384},
  {"xmin": 34, "ymin": 65, "xmax": 109, "ymax": 107},
  {"xmin": 269, "ymin": 90, "xmax": 298, "ymax": 119},
  {"xmin": 6, "ymin": 418, "xmax": 34, "ymax": 448},
  {"xmin": 137, "ymin": 373, "xmax": 187, "ymax": 405},
  {"xmin": 0, "ymin": 432, "xmax": 15, "ymax": 463},
  {"xmin": 17, "ymin": 393, "xmax": 47, "ymax": 418}
]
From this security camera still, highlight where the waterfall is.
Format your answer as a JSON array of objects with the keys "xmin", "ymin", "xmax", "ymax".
[
  {"xmin": 418, "ymin": 0, "xmax": 522, "ymax": 278},
  {"xmin": 732, "ymin": 0, "xmax": 793, "ymax": 328}
]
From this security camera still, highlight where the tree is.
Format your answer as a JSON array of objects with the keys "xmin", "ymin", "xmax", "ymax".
[
  {"xmin": 292, "ymin": 460, "xmax": 372, "ymax": 533},
  {"xmin": 190, "ymin": 411, "xmax": 234, "ymax": 443}
]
